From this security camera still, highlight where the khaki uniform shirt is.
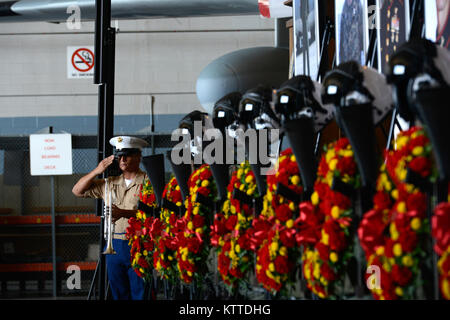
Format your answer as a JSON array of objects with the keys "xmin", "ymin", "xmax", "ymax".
[{"xmin": 83, "ymin": 169, "xmax": 147, "ymax": 240}]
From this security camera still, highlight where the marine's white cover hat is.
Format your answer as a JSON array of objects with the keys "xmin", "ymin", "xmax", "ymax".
[{"xmin": 109, "ymin": 136, "xmax": 149, "ymax": 151}]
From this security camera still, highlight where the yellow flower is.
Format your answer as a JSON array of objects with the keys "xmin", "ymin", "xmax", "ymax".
[
  {"xmin": 187, "ymin": 221, "xmax": 194, "ymax": 230},
  {"xmin": 329, "ymin": 158, "xmax": 338, "ymax": 171},
  {"xmin": 393, "ymin": 243, "xmax": 402, "ymax": 257},
  {"xmin": 246, "ymin": 188, "xmax": 254, "ymax": 196},
  {"xmin": 342, "ymin": 150, "xmax": 353, "ymax": 157},
  {"xmin": 193, "ymin": 206, "xmax": 200, "ymax": 215},
  {"xmin": 279, "ymin": 246, "xmax": 288, "ymax": 256},
  {"xmin": 397, "ymin": 201, "xmax": 406, "ymax": 214},
  {"xmin": 321, "ymin": 230, "xmax": 329, "ymax": 246},
  {"xmin": 330, "ymin": 252, "xmax": 338, "ymax": 263},
  {"xmin": 305, "ymin": 249, "xmax": 314, "ymax": 260},
  {"xmin": 313, "ymin": 264, "xmax": 321, "ymax": 279},
  {"xmin": 195, "ymin": 227, "xmax": 203, "ymax": 234},
  {"xmin": 331, "ymin": 206, "xmax": 341, "ymax": 219},
  {"xmin": 245, "ymin": 175, "xmax": 253, "ymax": 183},
  {"xmin": 235, "ymin": 244, "xmax": 241, "ymax": 253},
  {"xmin": 396, "ymin": 136, "xmax": 409, "ymax": 150},
  {"xmin": 265, "ymin": 269, "xmax": 275, "ymax": 280},
  {"xmin": 311, "ymin": 191, "xmax": 319, "ymax": 206},
  {"xmin": 270, "ymin": 242, "xmax": 279, "ymax": 253},
  {"xmin": 390, "ymin": 223, "xmax": 399, "ymax": 241},
  {"xmin": 230, "ymin": 205, "xmax": 236, "ymax": 214},
  {"xmin": 237, "ymin": 169, "xmax": 244, "ymax": 179},
  {"xmin": 237, "ymin": 213, "xmax": 246, "ymax": 222},
  {"xmin": 143, "ymin": 250, "xmax": 148, "ymax": 256},
  {"xmin": 410, "ymin": 217, "xmax": 421, "ymax": 231},
  {"xmin": 201, "ymin": 180, "xmax": 210, "ymax": 187},
  {"xmin": 290, "ymin": 155, "xmax": 296, "ymax": 162},
  {"xmin": 375, "ymin": 246, "xmax": 385, "ymax": 256},
  {"xmin": 269, "ymin": 263, "xmax": 275, "ymax": 272},
  {"xmin": 326, "ymin": 149, "xmax": 336, "ymax": 163},
  {"xmin": 412, "ymin": 146, "xmax": 424, "ymax": 156},
  {"xmin": 391, "ymin": 189, "xmax": 399, "ymax": 200},
  {"xmin": 291, "ymin": 175, "xmax": 300, "ymax": 186},
  {"xmin": 402, "ymin": 255, "xmax": 414, "ymax": 267},
  {"xmin": 286, "ymin": 219, "xmax": 294, "ymax": 229},
  {"xmin": 442, "ymin": 278, "xmax": 450, "ymax": 300},
  {"xmin": 288, "ymin": 202, "xmax": 296, "ymax": 211},
  {"xmin": 395, "ymin": 287, "xmax": 404, "ymax": 297},
  {"xmin": 398, "ymin": 169, "xmax": 407, "ymax": 181}
]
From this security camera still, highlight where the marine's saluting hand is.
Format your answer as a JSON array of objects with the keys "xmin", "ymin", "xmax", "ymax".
[{"xmin": 94, "ymin": 155, "xmax": 115, "ymax": 175}]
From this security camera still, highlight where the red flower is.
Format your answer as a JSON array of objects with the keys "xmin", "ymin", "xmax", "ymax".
[
  {"xmin": 320, "ymin": 262, "xmax": 337, "ymax": 281},
  {"xmin": 432, "ymin": 203, "xmax": 450, "ymax": 255},
  {"xmin": 398, "ymin": 229, "xmax": 418, "ymax": 253},
  {"xmin": 324, "ymin": 220, "xmax": 347, "ymax": 252},
  {"xmin": 275, "ymin": 204, "xmax": 292, "ymax": 222},
  {"xmin": 358, "ymin": 209, "xmax": 388, "ymax": 255},
  {"xmin": 192, "ymin": 214, "xmax": 205, "ymax": 229},
  {"xmin": 391, "ymin": 264, "xmax": 413, "ymax": 286},
  {"xmin": 225, "ymin": 215, "xmax": 238, "ymax": 231},
  {"xmin": 406, "ymin": 192, "xmax": 427, "ymax": 217},
  {"xmin": 408, "ymin": 156, "xmax": 431, "ymax": 177},
  {"xmin": 279, "ymin": 227, "xmax": 296, "ymax": 248},
  {"xmin": 187, "ymin": 237, "xmax": 202, "ymax": 254},
  {"xmin": 336, "ymin": 156, "xmax": 356, "ymax": 176},
  {"xmin": 373, "ymin": 191, "xmax": 392, "ymax": 211},
  {"xmin": 315, "ymin": 242, "xmax": 330, "ymax": 261},
  {"xmin": 274, "ymin": 255, "xmax": 291, "ymax": 274}
]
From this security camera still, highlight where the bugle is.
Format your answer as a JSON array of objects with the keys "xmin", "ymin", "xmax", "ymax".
[{"xmin": 103, "ymin": 178, "xmax": 116, "ymax": 255}]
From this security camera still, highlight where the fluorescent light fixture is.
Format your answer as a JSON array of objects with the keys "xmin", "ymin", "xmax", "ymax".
[
  {"xmin": 245, "ymin": 103, "xmax": 253, "ymax": 111},
  {"xmin": 327, "ymin": 85, "xmax": 338, "ymax": 95},
  {"xmin": 217, "ymin": 110, "xmax": 226, "ymax": 118},
  {"xmin": 393, "ymin": 64, "xmax": 406, "ymax": 75},
  {"xmin": 280, "ymin": 95, "xmax": 289, "ymax": 104},
  {"xmin": 181, "ymin": 128, "xmax": 189, "ymax": 135}
]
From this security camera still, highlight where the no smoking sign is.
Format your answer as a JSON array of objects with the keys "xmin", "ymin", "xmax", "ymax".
[{"xmin": 67, "ymin": 46, "xmax": 95, "ymax": 79}]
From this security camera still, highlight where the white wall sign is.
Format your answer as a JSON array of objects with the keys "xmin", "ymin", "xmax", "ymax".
[
  {"xmin": 67, "ymin": 46, "xmax": 95, "ymax": 79},
  {"xmin": 29, "ymin": 134, "xmax": 73, "ymax": 176}
]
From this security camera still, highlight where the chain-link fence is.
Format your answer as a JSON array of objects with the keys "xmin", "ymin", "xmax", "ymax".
[{"xmin": 0, "ymin": 133, "xmax": 176, "ymax": 298}]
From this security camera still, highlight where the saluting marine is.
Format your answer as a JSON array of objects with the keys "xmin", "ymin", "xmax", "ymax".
[{"xmin": 72, "ymin": 136, "xmax": 149, "ymax": 300}]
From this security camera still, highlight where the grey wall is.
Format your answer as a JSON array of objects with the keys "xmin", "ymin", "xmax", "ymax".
[
  {"xmin": 0, "ymin": 15, "xmax": 274, "ymax": 134},
  {"xmin": 0, "ymin": 15, "xmax": 274, "ymax": 215}
]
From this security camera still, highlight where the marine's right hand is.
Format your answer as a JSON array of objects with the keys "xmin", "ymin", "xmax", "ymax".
[{"xmin": 93, "ymin": 155, "xmax": 115, "ymax": 175}]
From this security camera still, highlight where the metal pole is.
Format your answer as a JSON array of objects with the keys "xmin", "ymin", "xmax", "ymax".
[
  {"xmin": 151, "ymin": 96, "xmax": 155, "ymax": 155},
  {"xmin": 93, "ymin": 0, "xmax": 115, "ymax": 300},
  {"xmin": 51, "ymin": 175, "xmax": 57, "ymax": 298}
]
